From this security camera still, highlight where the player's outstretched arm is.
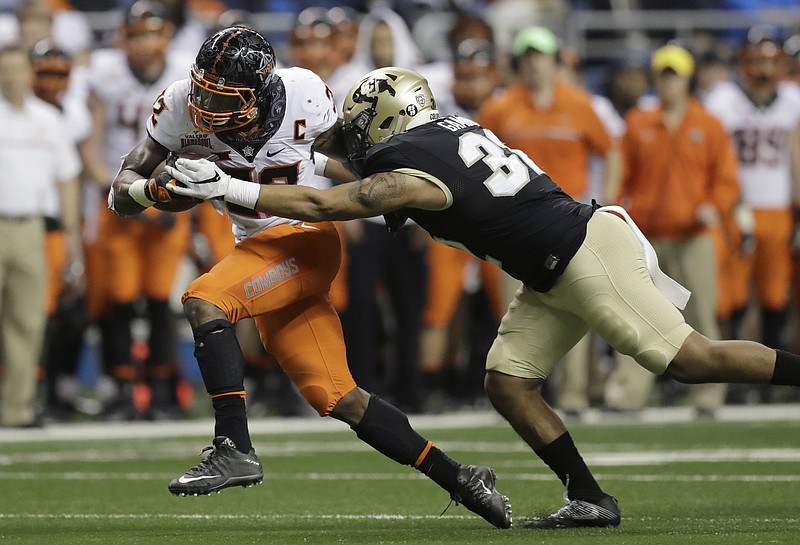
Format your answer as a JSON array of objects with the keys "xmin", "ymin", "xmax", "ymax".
[
  {"xmin": 255, "ymin": 171, "xmax": 448, "ymax": 220},
  {"xmin": 168, "ymin": 163, "xmax": 447, "ymax": 221},
  {"xmin": 108, "ymin": 136, "xmax": 170, "ymax": 216}
]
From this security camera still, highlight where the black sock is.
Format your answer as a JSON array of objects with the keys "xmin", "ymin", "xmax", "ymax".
[
  {"xmin": 193, "ymin": 319, "xmax": 251, "ymax": 453},
  {"xmin": 211, "ymin": 393, "xmax": 250, "ymax": 452},
  {"xmin": 762, "ymin": 308, "xmax": 788, "ymax": 350},
  {"xmin": 146, "ymin": 298, "xmax": 174, "ymax": 366},
  {"xmin": 772, "ymin": 350, "xmax": 800, "ymax": 386},
  {"xmin": 352, "ymin": 394, "xmax": 459, "ymax": 492},
  {"xmin": 730, "ymin": 306, "xmax": 747, "ymax": 340},
  {"xmin": 104, "ymin": 302, "xmax": 135, "ymax": 375},
  {"xmin": 415, "ymin": 444, "xmax": 460, "ymax": 492},
  {"xmin": 534, "ymin": 432, "xmax": 605, "ymax": 503}
]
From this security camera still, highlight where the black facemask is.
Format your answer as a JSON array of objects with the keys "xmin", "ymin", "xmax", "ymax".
[{"xmin": 341, "ymin": 108, "xmax": 377, "ymax": 177}]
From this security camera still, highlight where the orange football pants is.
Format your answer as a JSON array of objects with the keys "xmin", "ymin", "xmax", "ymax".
[
  {"xmin": 44, "ymin": 229, "xmax": 66, "ymax": 315},
  {"xmin": 84, "ymin": 234, "xmax": 109, "ymax": 321},
  {"xmin": 423, "ymin": 240, "xmax": 505, "ymax": 327},
  {"xmin": 102, "ymin": 207, "xmax": 191, "ymax": 303},
  {"xmin": 182, "ymin": 221, "xmax": 356, "ymax": 415},
  {"xmin": 738, "ymin": 208, "xmax": 793, "ymax": 311},
  {"xmin": 328, "ymin": 221, "xmax": 349, "ymax": 313},
  {"xmin": 711, "ymin": 222, "xmax": 748, "ymax": 320},
  {"xmin": 82, "ymin": 201, "xmax": 113, "ymax": 321}
]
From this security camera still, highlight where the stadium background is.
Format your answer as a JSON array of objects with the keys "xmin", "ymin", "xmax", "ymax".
[{"xmin": 2, "ymin": 0, "xmax": 800, "ymax": 420}]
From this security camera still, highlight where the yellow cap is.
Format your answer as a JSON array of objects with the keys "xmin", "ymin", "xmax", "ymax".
[{"xmin": 651, "ymin": 45, "xmax": 695, "ymax": 77}]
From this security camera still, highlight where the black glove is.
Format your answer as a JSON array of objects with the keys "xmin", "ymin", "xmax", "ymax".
[{"xmin": 144, "ymin": 171, "xmax": 181, "ymax": 204}]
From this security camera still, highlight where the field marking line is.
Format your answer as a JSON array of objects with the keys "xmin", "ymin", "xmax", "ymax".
[
  {"xmin": 0, "ymin": 513, "xmax": 474, "ymax": 521},
  {"xmin": 4, "ymin": 443, "xmax": 800, "ymax": 466},
  {"xmin": 1, "ymin": 404, "xmax": 798, "ymax": 444},
  {"xmin": 0, "ymin": 471, "xmax": 799, "ymax": 482}
]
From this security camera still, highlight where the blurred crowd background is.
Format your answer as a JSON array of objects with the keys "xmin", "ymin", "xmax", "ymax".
[{"xmin": 0, "ymin": 0, "xmax": 799, "ymax": 427}]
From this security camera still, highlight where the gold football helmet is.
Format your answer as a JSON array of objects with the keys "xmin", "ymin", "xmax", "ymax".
[{"xmin": 341, "ymin": 67, "xmax": 438, "ymax": 172}]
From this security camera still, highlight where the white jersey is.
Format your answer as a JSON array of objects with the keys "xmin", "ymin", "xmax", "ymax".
[
  {"xmin": 147, "ymin": 67, "xmax": 337, "ymax": 241},
  {"xmin": 0, "ymin": 95, "xmax": 81, "ymax": 218},
  {"xmin": 42, "ymin": 68, "xmax": 93, "ymax": 220},
  {"xmin": 86, "ymin": 48, "xmax": 194, "ymax": 177},
  {"xmin": 704, "ymin": 80, "xmax": 800, "ymax": 209}
]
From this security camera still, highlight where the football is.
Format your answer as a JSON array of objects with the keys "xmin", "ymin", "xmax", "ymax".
[{"xmin": 150, "ymin": 151, "xmax": 211, "ymax": 212}]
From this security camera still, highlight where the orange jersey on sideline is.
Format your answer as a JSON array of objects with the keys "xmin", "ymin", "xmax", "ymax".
[
  {"xmin": 476, "ymin": 81, "xmax": 613, "ymax": 198},
  {"xmin": 619, "ymin": 99, "xmax": 740, "ymax": 240}
]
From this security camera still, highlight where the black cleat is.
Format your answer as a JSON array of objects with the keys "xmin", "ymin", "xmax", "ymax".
[
  {"xmin": 522, "ymin": 495, "xmax": 621, "ymax": 529},
  {"xmin": 450, "ymin": 465, "xmax": 513, "ymax": 529},
  {"xmin": 168, "ymin": 436, "xmax": 263, "ymax": 496}
]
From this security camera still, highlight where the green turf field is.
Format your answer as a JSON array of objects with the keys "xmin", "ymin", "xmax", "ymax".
[{"xmin": 1, "ymin": 415, "xmax": 798, "ymax": 544}]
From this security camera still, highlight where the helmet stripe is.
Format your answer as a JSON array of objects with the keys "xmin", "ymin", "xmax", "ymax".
[{"xmin": 211, "ymin": 27, "xmax": 245, "ymax": 74}]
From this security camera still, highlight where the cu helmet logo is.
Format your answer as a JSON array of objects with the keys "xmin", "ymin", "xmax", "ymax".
[{"xmin": 352, "ymin": 75, "xmax": 397, "ymax": 104}]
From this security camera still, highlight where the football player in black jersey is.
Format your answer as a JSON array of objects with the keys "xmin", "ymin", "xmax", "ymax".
[
  {"xmin": 111, "ymin": 32, "xmax": 513, "ymax": 530},
  {"xmin": 168, "ymin": 67, "xmax": 800, "ymax": 530}
]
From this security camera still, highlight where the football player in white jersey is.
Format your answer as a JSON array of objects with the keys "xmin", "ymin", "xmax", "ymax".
[
  {"xmin": 80, "ymin": 0, "xmax": 194, "ymax": 420},
  {"xmin": 704, "ymin": 26, "xmax": 800, "ymax": 363},
  {"xmin": 30, "ymin": 38, "xmax": 93, "ymax": 422},
  {"xmin": 108, "ymin": 26, "xmax": 512, "ymax": 529}
]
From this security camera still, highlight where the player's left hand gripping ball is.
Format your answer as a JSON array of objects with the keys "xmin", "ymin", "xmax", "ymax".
[
  {"xmin": 166, "ymin": 158, "xmax": 231, "ymax": 200},
  {"xmin": 146, "ymin": 162, "xmax": 202, "ymax": 212}
]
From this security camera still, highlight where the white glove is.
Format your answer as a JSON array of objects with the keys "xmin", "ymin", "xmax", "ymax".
[
  {"xmin": 165, "ymin": 158, "xmax": 231, "ymax": 200},
  {"xmin": 166, "ymin": 157, "xmax": 262, "ymax": 209}
]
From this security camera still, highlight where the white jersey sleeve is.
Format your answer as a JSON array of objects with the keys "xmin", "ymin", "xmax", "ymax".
[{"xmin": 146, "ymin": 79, "xmax": 193, "ymax": 150}]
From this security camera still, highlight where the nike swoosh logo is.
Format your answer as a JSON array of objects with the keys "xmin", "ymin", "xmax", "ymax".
[
  {"xmin": 196, "ymin": 173, "xmax": 220, "ymax": 185},
  {"xmin": 266, "ymin": 148, "xmax": 285, "ymax": 157},
  {"xmin": 178, "ymin": 475, "xmax": 220, "ymax": 484},
  {"xmin": 300, "ymin": 223, "xmax": 320, "ymax": 231},
  {"xmin": 478, "ymin": 479, "xmax": 493, "ymax": 495}
]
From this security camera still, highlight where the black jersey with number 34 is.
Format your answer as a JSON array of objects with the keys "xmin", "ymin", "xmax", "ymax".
[{"xmin": 362, "ymin": 115, "xmax": 595, "ymax": 292}]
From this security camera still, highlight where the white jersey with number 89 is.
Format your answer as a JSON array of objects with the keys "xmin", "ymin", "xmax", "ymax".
[
  {"xmin": 147, "ymin": 67, "xmax": 337, "ymax": 241},
  {"xmin": 704, "ymin": 80, "xmax": 800, "ymax": 209}
]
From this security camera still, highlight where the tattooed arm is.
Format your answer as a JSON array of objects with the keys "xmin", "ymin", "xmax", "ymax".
[{"xmin": 251, "ymin": 170, "xmax": 448, "ymax": 221}]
